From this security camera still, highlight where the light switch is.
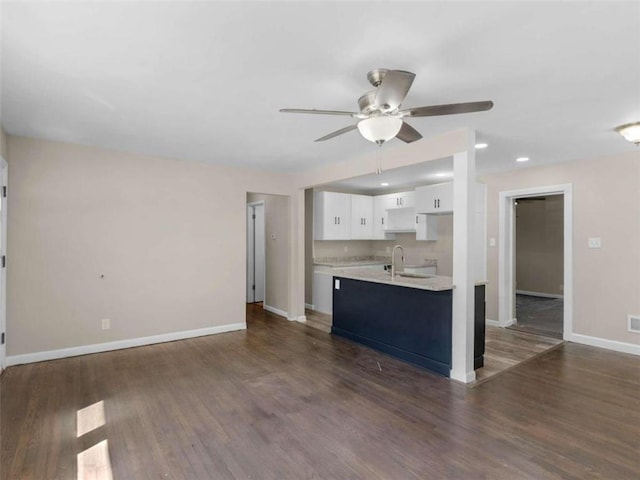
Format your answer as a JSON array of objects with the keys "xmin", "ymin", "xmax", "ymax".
[
  {"xmin": 271, "ymin": 234, "xmax": 276, "ymax": 240},
  {"xmin": 489, "ymin": 238, "xmax": 496, "ymax": 247},
  {"xmin": 588, "ymin": 237, "xmax": 601, "ymax": 248}
]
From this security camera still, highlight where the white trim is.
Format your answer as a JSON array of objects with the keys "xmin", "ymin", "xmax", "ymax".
[
  {"xmin": 305, "ymin": 303, "xmax": 314, "ymax": 310},
  {"xmin": 0, "ymin": 156, "xmax": 6, "ymax": 372},
  {"xmin": 568, "ymin": 333, "xmax": 640, "ymax": 356},
  {"xmin": 296, "ymin": 315, "xmax": 307, "ymax": 323},
  {"xmin": 263, "ymin": 304, "xmax": 288, "ymax": 319},
  {"xmin": 499, "ymin": 184, "xmax": 573, "ymax": 339},
  {"xmin": 486, "ymin": 319, "xmax": 500, "ymax": 327},
  {"xmin": 516, "ymin": 290, "xmax": 564, "ymax": 299},
  {"xmin": 5, "ymin": 322, "xmax": 246, "ymax": 366}
]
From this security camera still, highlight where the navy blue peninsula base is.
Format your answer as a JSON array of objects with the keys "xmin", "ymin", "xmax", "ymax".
[{"xmin": 331, "ymin": 277, "xmax": 485, "ymax": 377}]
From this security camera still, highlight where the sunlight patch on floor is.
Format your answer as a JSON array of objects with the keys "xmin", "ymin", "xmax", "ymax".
[
  {"xmin": 77, "ymin": 400, "xmax": 105, "ymax": 438},
  {"xmin": 77, "ymin": 439, "xmax": 114, "ymax": 480}
]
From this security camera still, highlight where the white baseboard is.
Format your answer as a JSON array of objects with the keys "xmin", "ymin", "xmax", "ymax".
[
  {"xmin": 296, "ymin": 316, "xmax": 307, "ymax": 323},
  {"xmin": 263, "ymin": 304, "xmax": 288, "ymax": 319},
  {"xmin": 305, "ymin": 303, "xmax": 314, "ymax": 310},
  {"xmin": 5, "ymin": 322, "xmax": 246, "ymax": 367},
  {"xmin": 568, "ymin": 333, "xmax": 640, "ymax": 356},
  {"xmin": 516, "ymin": 290, "xmax": 563, "ymax": 299},
  {"xmin": 486, "ymin": 318, "xmax": 515, "ymax": 328}
]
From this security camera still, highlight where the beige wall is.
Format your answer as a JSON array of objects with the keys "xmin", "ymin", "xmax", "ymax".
[
  {"xmin": 247, "ymin": 193, "xmax": 290, "ymax": 313},
  {"xmin": 7, "ymin": 136, "xmax": 294, "ymax": 356},
  {"xmin": 515, "ymin": 195, "xmax": 564, "ymax": 295},
  {"xmin": 482, "ymin": 151, "xmax": 640, "ymax": 344}
]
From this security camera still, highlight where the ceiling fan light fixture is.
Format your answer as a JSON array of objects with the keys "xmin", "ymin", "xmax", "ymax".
[
  {"xmin": 616, "ymin": 122, "xmax": 640, "ymax": 146},
  {"xmin": 357, "ymin": 116, "xmax": 402, "ymax": 145}
]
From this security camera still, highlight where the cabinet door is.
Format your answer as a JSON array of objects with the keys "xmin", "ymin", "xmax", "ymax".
[
  {"xmin": 350, "ymin": 194, "xmax": 374, "ymax": 239},
  {"xmin": 416, "ymin": 183, "xmax": 453, "ymax": 214},
  {"xmin": 436, "ymin": 183, "xmax": 453, "ymax": 212},
  {"xmin": 388, "ymin": 191, "xmax": 415, "ymax": 208},
  {"xmin": 372, "ymin": 194, "xmax": 397, "ymax": 239},
  {"xmin": 314, "ymin": 191, "xmax": 351, "ymax": 240},
  {"xmin": 416, "ymin": 214, "xmax": 438, "ymax": 241}
]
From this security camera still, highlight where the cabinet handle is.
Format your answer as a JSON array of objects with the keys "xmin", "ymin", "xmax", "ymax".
[
  {"xmin": 400, "ymin": 198, "xmax": 403, "ymax": 206},
  {"xmin": 382, "ymin": 217, "xmax": 384, "ymax": 225},
  {"xmin": 364, "ymin": 218, "xmax": 366, "ymax": 225},
  {"xmin": 338, "ymin": 217, "xmax": 340, "ymax": 225},
  {"xmin": 437, "ymin": 199, "xmax": 440, "ymax": 208},
  {"xmin": 416, "ymin": 215, "xmax": 418, "ymax": 224},
  {"xmin": 434, "ymin": 199, "xmax": 436, "ymax": 208}
]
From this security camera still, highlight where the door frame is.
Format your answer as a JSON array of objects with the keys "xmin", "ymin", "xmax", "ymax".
[
  {"xmin": 498, "ymin": 184, "xmax": 573, "ymax": 340},
  {"xmin": 246, "ymin": 201, "xmax": 266, "ymax": 304},
  {"xmin": 0, "ymin": 156, "xmax": 7, "ymax": 370}
]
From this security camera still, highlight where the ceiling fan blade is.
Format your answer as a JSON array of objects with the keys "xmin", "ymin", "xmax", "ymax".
[
  {"xmin": 280, "ymin": 108, "xmax": 358, "ymax": 116},
  {"xmin": 314, "ymin": 124, "xmax": 358, "ymax": 142},
  {"xmin": 375, "ymin": 70, "xmax": 415, "ymax": 111},
  {"xmin": 402, "ymin": 100, "xmax": 494, "ymax": 117},
  {"xmin": 396, "ymin": 121, "xmax": 423, "ymax": 143}
]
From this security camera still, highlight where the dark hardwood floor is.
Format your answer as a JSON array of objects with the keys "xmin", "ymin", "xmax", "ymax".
[{"xmin": 1, "ymin": 304, "xmax": 639, "ymax": 479}]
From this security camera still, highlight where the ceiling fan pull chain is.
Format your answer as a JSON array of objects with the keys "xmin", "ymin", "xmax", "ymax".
[{"xmin": 376, "ymin": 145, "xmax": 383, "ymax": 174}]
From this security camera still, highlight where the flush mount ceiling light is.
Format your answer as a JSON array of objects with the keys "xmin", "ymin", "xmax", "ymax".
[
  {"xmin": 380, "ymin": 182, "xmax": 389, "ymax": 186},
  {"xmin": 475, "ymin": 142, "xmax": 488, "ymax": 149},
  {"xmin": 616, "ymin": 122, "xmax": 640, "ymax": 146},
  {"xmin": 516, "ymin": 157, "xmax": 529, "ymax": 162},
  {"xmin": 357, "ymin": 116, "xmax": 403, "ymax": 145}
]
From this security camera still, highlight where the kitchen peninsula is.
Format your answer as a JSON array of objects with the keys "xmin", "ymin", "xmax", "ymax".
[{"xmin": 331, "ymin": 267, "xmax": 486, "ymax": 377}]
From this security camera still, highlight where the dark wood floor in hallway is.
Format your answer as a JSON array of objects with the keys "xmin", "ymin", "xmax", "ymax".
[{"xmin": 2, "ymin": 304, "xmax": 639, "ymax": 479}]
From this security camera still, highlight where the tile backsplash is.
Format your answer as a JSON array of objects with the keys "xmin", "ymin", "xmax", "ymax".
[{"xmin": 313, "ymin": 215, "xmax": 453, "ymax": 276}]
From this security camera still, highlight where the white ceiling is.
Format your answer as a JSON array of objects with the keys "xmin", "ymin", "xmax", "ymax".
[{"xmin": 2, "ymin": 1, "xmax": 639, "ymax": 174}]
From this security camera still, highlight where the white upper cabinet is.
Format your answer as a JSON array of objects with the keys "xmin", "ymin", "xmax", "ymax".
[
  {"xmin": 389, "ymin": 191, "xmax": 415, "ymax": 208},
  {"xmin": 416, "ymin": 182, "xmax": 453, "ymax": 214},
  {"xmin": 313, "ymin": 191, "xmax": 351, "ymax": 240},
  {"xmin": 372, "ymin": 194, "xmax": 397, "ymax": 239},
  {"xmin": 350, "ymin": 194, "xmax": 374, "ymax": 239}
]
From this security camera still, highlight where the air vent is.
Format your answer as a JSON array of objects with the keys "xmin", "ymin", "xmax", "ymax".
[{"xmin": 629, "ymin": 315, "xmax": 640, "ymax": 334}]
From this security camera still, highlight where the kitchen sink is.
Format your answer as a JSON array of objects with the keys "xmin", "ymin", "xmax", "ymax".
[{"xmin": 386, "ymin": 271, "xmax": 435, "ymax": 279}]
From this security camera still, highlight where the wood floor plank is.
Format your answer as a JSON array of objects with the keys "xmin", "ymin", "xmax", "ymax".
[{"xmin": 1, "ymin": 304, "xmax": 639, "ymax": 479}]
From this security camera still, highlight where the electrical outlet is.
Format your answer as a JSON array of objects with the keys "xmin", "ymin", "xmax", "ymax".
[
  {"xmin": 489, "ymin": 238, "xmax": 496, "ymax": 247},
  {"xmin": 101, "ymin": 318, "xmax": 110, "ymax": 330},
  {"xmin": 386, "ymin": 246, "xmax": 390, "ymax": 253},
  {"xmin": 343, "ymin": 246, "xmax": 348, "ymax": 253},
  {"xmin": 588, "ymin": 237, "xmax": 601, "ymax": 248}
]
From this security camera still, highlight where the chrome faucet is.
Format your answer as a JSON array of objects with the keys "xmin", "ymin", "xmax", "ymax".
[{"xmin": 391, "ymin": 245, "xmax": 404, "ymax": 280}]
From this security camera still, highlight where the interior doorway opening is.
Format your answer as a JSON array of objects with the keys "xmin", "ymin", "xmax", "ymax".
[
  {"xmin": 510, "ymin": 194, "xmax": 564, "ymax": 338},
  {"xmin": 0, "ymin": 157, "xmax": 7, "ymax": 371},
  {"xmin": 498, "ymin": 184, "xmax": 573, "ymax": 341}
]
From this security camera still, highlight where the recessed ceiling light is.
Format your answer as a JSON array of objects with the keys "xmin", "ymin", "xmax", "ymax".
[
  {"xmin": 380, "ymin": 182, "xmax": 389, "ymax": 186},
  {"xmin": 434, "ymin": 172, "xmax": 451, "ymax": 178},
  {"xmin": 475, "ymin": 143, "xmax": 488, "ymax": 149},
  {"xmin": 516, "ymin": 157, "xmax": 529, "ymax": 163}
]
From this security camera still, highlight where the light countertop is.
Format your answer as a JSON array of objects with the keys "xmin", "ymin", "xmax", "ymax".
[{"xmin": 330, "ymin": 267, "xmax": 486, "ymax": 292}]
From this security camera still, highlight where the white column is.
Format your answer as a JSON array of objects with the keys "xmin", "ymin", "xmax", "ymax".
[{"xmin": 450, "ymin": 131, "xmax": 476, "ymax": 383}]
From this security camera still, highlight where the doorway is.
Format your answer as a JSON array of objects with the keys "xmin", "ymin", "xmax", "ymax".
[
  {"xmin": 246, "ymin": 202, "xmax": 265, "ymax": 304},
  {"xmin": 498, "ymin": 184, "xmax": 573, "ymax": 341},
  {"xmin": 511, "ymin": 195, "xmax": 564, "ymax": 338}
]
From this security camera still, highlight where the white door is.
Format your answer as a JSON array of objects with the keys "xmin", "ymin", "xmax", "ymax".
[
  {"xmin": 247, "ymin": 203, "xmax": 265, "ymax": 303},
  {"xmin": 0, "ymin": 159, "xmax": 6, "ymax": 370}
]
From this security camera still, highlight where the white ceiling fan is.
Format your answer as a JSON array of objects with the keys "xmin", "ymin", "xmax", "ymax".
[{"xmin": 280, "ymin": 69, "xmax": 494, "ymax": 145}]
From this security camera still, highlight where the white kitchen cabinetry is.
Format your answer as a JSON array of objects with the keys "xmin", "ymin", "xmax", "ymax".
[
  {"xmin": 372, "ymin": 191, "xmax": 414, "ymax": 239},
  {"xmin": 416, "ymin": 213, "xmax": 438, "ymax": 241},
  {"xmin": 415, "ymin": 182, "xmax": 453, "ymax": 214},
  {"xmin": 350, "ymin": 194, "xmax": 374, "ymax": 239},
  {"xmin": 314, "ymin": 191, "xmax": 351, "ymax": 240}
]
